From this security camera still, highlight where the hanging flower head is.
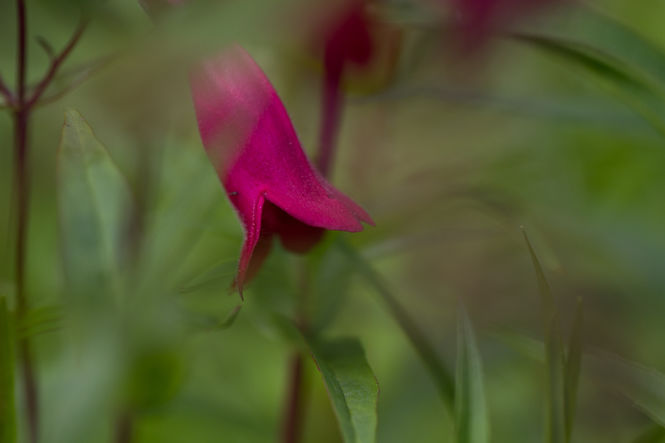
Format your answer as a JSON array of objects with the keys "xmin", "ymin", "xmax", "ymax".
[{"xmin": 190, "ymin": 46, "xmax": 373, "ymax": 294}]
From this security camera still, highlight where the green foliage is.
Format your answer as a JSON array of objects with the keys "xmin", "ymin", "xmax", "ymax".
[
  {"xmin": 57, "ymin": 108, "xmax": 131, "ymax": 308},
  {"xmin": 523, "ymin": 229, "xmax": 583, "ymax": 443},
  {"xmin": 0, "ymin": 297, "xmax": 16, "ymax": 443},
  {"xmin": 454, "ymin": 306, "xmax": 489, "ymax": 443},
  {"xmin": 337, "ymin": 239, "xmax": 456, "ymax": 412},
  {"xmin": 305, "ymin": 337, "xmax": 379, "ymax": 443}
]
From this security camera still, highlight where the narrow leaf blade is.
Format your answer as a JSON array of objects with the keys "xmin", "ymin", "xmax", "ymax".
[
  {"xmin": 455, "ymin": 305, "xmax": 489, "ymax": 443},
  {"xmin": 522, "ymin": 228, "xmax": 565, "ymax": 443},
  {"xmin": 337, "ymin": 239, "xmax": 455, "ymax": 412},
  {"xmin": 306, "ymin": 337, "xmax": 378, "ymax": 443}
]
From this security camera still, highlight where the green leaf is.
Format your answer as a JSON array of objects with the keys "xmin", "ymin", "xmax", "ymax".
[
  {"xmin": 306, "ymin": 337, "xmax": 378, "ymax": 443},
  {"xmin": 337, "ymin": 239, "xmax": 455, "ymax": 412},
  {"xmin": 0, "ymin": 297, "xmax": 16, "ymax": 443},
  {"xmin": 522, "ymin": 228, "xmax": 556, "ymax": 317},
  {"xmin": 512, "ymin": 32, "xmax": 665, "ymax": 137},
  {"xmin": 522, "ymin": 228, "xmax": 566, "ymax": 443},
  {"xmin": 454, "ymin": 305, "xmax": 489, "ymax": 443},
  {"xmin": 564, "ymin": 298, "xmax": 583, "ymax": 442},
  {"xmin": 57, "ymin": 109, "xmax": 132, "ymax": 306}
]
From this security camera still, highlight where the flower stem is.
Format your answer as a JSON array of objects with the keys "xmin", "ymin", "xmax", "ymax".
[
  {"xmin": 114, "ymin": 410, "xmax": 133, "ymax": 443},
  {"xmin": 13, "ymin": 2, "xmax": 39, "ymax": 441},
  {"xmin": 280, "ymin": 353, "xmax": 306, "ymax": 443}
]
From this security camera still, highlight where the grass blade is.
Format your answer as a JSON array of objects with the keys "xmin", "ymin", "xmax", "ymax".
[
  {"xmin": 455, "ymin": 305, "xmax": 489, "ymax": 443},
  {"xmin": 522, "ymin": 228, "xmax": 566, "ymax": 443},
  {"xmin": 337, "ymin": 239, "xmax": 455, "ymax": 412}
]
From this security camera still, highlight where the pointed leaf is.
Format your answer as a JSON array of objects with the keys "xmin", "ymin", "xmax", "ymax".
[
  {"xmin": 57, "ymin": 109, "xmax": 132, "ymax": 304},
  {"xmin": 522, "ymin": 228, "xmax": 565, "ymax": 443},
  {"xmin": 564, "ymin": 298, "xmax": 583, "ymax": 442},
  {"xmin": 512, "ymin": 33, "xmax": 665, "ymax": 137},
  {"xmin": 522, "ymin": 228, "xmax": 556, "ymax": 316},
  {"xmin": 306, "ymin": 337, "xmax": 378, "ymax": 443},
  {"xmin": 455, "ymin": 305, "xmax": 489, "ymax": 443},
  {"xmin": 0, "ymin": 297, "xmax": 16, "ymax": 443}
]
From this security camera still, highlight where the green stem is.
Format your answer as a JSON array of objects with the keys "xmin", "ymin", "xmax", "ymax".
[{"xmin": 338, "ymin": 239, "xmax": 456, "ymax": 412}]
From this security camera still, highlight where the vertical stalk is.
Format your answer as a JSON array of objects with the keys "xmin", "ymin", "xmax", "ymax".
[
  {"xmin": 280, "ymin": 262, "xmax": 311, "ymax": 443},
  {"xmin": 14, "ymin": 1, "xmax": 39, "ymax": 441},
  {"xmin": 280, "ymin": 354, "xmax": 305, "ymax": 443},
  {"xmin": 13, "ymin": 109, "xmax": 38, "ymax": 443}
]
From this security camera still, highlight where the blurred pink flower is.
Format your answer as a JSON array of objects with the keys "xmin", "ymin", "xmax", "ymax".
[{"xmin": 190, "ymin": 46, "xmax": 373, "ymax": 294}]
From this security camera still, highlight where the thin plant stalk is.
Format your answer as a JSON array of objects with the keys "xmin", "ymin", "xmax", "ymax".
[{"xmin": 1, "ymin": 2, "xmax": 87, "ymax": 440}]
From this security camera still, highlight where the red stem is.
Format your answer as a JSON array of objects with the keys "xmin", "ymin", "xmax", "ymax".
[
  {"xmin": 9, "ymin": 3, "xmax": 86, "ymax": 441},
  {"xmin": 316, "ymin": 65, "xmax": 343, "ymax": 179},
  {"xmin": 13, "ymin": 2, "xmax": 40, "ymax": 442},
  {"xmin": 280, "ymin": 354, "xmax": 306, "ymax": 443},
  {"xmin": 26, "ymin": 21, "xmax": 87, "ymax": 108}
]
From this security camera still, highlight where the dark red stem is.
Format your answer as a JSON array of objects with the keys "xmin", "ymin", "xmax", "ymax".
[
  {"xmin": 26, "ymin": 20, "xmax": 87, "ymax": 108},
  {"xmin": 316, "ymin": 64, "xmax": 344, "ymax": 179},
  {"xmin": 9, "ymin": 3, "xmax": 86, "ymax": 441},
  {"xmin": 13, "ymin": 2, "xmax": 40, "ymax": 442},
  {"xmin": 280, "ymin": 353, "xmax": 306, "ymax": 443}
]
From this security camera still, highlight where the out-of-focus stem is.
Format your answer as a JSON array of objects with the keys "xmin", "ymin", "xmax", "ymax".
[
  {"xmin": 280, "ymin": 261, "xmax": 311, "ymax": 443},
  {"xmin": 280, "ymin": 353, "xmax": 306, "ymax": 443},
  {"xmin": 13, "ymin": 2, "xmax": 40, "ymax": 442},
  {"xmin": 338, "ymin": 239, "xmax": 456, "ymax": 413},
  {"xmin": 114, "ymin": 410, "xmax": 133, "ymax": 443},
  {"xmin": 316, "ymin": 66, "xmax": 343, "ymax": 179}
]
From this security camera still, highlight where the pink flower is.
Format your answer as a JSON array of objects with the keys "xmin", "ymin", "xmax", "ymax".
[{"xmin": 190, "ymin": 46, "xmax": 373, "ymax": 294}]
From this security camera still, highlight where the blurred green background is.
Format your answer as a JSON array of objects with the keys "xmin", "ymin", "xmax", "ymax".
[{"xmin": 3, "ymin": 0, "xmax": 665, "ymax": 442}]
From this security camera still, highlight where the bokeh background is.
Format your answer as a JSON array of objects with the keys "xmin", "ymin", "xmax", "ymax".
[{"xmin": 3, "ymin": 0, "xmax": 665, "ymax": 442}]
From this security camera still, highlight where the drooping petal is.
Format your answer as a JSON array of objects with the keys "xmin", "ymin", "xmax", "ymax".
[{"xmin": 190, "ymin": 46, "xmax": 373, "ymax": 292}]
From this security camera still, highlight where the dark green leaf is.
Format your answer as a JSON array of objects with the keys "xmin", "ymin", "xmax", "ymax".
[
  {"xmin": 306, "ymin": 337, "xmax": 378, "ymax": 443},
  {"xmin": 512, "ymin": 33, "xmax": 665, "ymax": 137},
  {"xmin": 455, "ymin": 305, "xmax": 489, "ymax": 443},
  {"xmin": 337, "ymin": 239, "xmax": 455, "ymax": 412},
  {"xmin": 0, "ymin": 297, "xmax": 16, "ymax": 443}
]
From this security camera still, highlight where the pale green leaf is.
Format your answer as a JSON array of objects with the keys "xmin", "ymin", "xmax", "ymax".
[{"xmin": 57, "ymin": 109, "xmax": 132, "ymax": 305}]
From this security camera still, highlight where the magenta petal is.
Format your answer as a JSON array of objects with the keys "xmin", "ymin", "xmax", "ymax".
[{"xmin": 190, "ymin": 46, "xmax": 373, "ymax": 292}]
